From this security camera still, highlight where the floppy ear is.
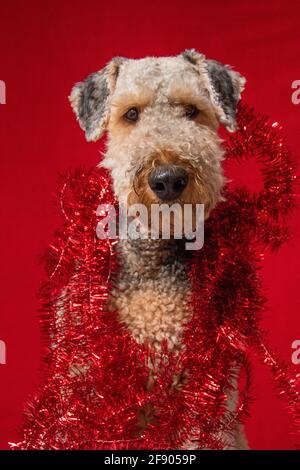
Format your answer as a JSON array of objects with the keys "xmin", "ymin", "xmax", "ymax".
[
  {"xmin": 182, "ymin": 49, "xmax": 246, "ymax": 132},
  {"xmin": 69, "ymin": 57, "xmax": 125, "ymax": 142}
]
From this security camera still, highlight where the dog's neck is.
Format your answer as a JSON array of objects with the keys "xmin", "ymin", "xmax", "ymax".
[
  {"xmin": 110, "ymin": 237, "xmax": 193, "ymax": 351},
  {"xmin": 117, "ymin": 237, "xmax": 192, "ymax": 278}
]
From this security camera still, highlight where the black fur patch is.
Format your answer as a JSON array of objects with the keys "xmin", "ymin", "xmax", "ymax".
[
  {"xmin": 78, "ymin": 70, "xmax": 109, "ymax": 138},
  {"xmin": 206, "ymin": 60, "xmax": 237, "ymax": 122}
]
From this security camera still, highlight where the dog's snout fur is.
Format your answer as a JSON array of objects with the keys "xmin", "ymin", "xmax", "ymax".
[{"xmin": 148, "ymin": 164, "xmax": 188, "ymax": 200}]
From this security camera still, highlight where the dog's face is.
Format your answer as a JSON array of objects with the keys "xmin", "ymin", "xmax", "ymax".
[{"xmin": 70, "ymin": 50, "xmax": 245, "ymax": 219}]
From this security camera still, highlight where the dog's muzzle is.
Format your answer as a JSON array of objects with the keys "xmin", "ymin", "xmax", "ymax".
[{"xmin": 148, "ymin": 164, "xmax": 188, "ymax": 201}]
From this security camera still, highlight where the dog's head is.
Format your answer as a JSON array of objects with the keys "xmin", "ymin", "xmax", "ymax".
[{"xmin": 70, "ymin": 50, "xmax": 245, "ymax": 219}]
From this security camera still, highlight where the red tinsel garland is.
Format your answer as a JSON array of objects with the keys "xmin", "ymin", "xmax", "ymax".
[{"xmin": 12, "ymin": 104, "xmax": 300, "ymax": 449}]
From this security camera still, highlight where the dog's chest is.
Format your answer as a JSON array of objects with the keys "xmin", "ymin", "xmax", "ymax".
[
  {"xmin": 108, "ymin": 239, "xmax": 192, "ymax": 351},
  {"xmin": 107, "ymin": 239, "xmax": 247, "ymax": 448}
]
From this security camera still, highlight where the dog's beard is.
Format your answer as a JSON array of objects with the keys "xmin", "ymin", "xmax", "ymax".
[{"xmin": 127, "ymin": 168, "xmax": 218, "ymax": 239}]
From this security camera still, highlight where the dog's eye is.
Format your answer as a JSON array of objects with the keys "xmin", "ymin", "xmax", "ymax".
[
  {"xmin": 123, "ymin": 107, "xmax": 139, "ymax": 123},
  {"xmin": 184, "ymin": 105, "xmax": 199, "ymax": 119}
]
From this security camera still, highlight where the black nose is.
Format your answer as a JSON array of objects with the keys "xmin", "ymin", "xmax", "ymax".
[{"xmin": 148, "ymin": 165, "xmax": 188, "ymax": 201}]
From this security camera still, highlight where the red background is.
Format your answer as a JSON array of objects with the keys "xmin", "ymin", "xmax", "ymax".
[{"xmin": 0, "ymin": 0, "xmax": 300, "ymax": 450}]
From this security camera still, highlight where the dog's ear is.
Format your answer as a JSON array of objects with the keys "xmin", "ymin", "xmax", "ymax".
[
  {"xmin": 181, "ymin": 49, "xmax": 246, "ymax": 132},
  {"xmin": 69, "ymin": 57, "xmax": 125, "ymax": 142}
]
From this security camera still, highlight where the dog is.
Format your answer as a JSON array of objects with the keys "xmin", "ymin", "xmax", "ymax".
[{"xmin": 69, "ymin": 49, "xmax": 247, "ymax": 449}]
